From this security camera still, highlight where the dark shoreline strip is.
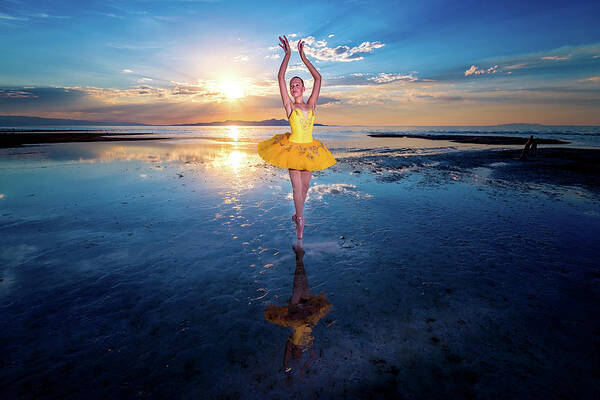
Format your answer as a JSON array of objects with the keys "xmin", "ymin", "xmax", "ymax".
[
  {"xmin": 367, "ymin": 133, "xmax": 569, "ymax": 145},
  {"xmin": 0, "ymin": 132, "xmax": 172, "ymax": 148}
]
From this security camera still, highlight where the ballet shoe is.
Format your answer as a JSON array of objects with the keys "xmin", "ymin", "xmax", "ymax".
[{"xmin": 294, "ymin": 215, "xmax": 305, "ymax": 239}]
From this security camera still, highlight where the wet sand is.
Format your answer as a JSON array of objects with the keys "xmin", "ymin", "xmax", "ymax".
[
  {"xmin": 368, "ymin": 133, "xmax": 569, "ymax": 145},
  {"xmin": 0, "ymin": 130, "xmax": 172, "ymax": 148},
  {"xmin": 342, "ymin": 146, "xmax": 600, "ymax": 191}
]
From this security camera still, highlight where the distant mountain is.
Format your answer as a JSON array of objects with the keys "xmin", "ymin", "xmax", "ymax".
[
  {"xmin": 494, "ymin": 123, "xmax": 545, "ymax": 127},
  {"xmin": 0, "ymin": 115, "xmax": 327, "ymax": 127},
  {"xmin": 0, "ymin": 115, "xmax": 148, "ymax": 126}
]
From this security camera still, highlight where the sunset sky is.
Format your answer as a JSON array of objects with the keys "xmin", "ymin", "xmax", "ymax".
[{"xmin": 1, "ymin": 0, "xmax": 600, "ymax": 126}]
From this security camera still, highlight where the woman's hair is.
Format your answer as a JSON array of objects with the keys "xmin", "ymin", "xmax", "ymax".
[{"xmin": 290, "ymin": 76, "xmax": 304, "ymax": 87}]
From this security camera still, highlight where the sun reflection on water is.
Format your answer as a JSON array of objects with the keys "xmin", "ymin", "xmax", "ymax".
[
  {"xmin": 228, "ymin": 126, "xmax": 240, "ymax": 142},
  {"xmin": 226, "ymin": 150, "xmax": 245, "ymax": 173}
]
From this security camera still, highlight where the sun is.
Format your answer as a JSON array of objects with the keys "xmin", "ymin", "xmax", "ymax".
[{"xmin": 220, "ymin": 80, "xmax": 244, "ymax": 99}]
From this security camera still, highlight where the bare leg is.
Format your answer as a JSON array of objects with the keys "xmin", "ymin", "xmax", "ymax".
[
  {"xmin": 289, "ymin": 169, "xmax": 304, "ymax": 217},
  {"xmin": 300, "ymin": 170, "xmax": 312, "ymax": 204}
]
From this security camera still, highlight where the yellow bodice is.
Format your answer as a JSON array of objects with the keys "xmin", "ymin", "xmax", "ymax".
[{"xmin": 288, "ymin": 108, "xmax": 315, "ymax": 144}]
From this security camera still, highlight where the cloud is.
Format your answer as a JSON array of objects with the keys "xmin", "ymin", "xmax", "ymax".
[
  {"xmin": 464, "ymin": 66, "xmax": 482, "ymax": 76},
  {"xmin": 233, "ymin": 55, "xmax": 249, "ymax": 62},
  {"xmin": 264, "ymin": 54, "xmax": 280, "ymax": 59},
  {"xmin": 503, "ymin": 63, "xmax": 527, "ymax": 70},
  {"xmin": 541, "ymin": 55, "xmax": 571, "ymax": 61},
  {"xmin": 106, "ymin": 43, "xmax": 162, "ymax": 51},
  {"xmin": 304, "ymin": 40, "xmax": 385, "ymax": 62},
  {"xmin": 99, "ymin": 12, "xmax": 123, "ymax": 19},
  {"xmin": 325, "ymin": 72, "xmax": 431, "ymax": 87},
  {"xmin": 122, "ymin": 69, "xmax": 134, "ymax": 73},
  {"xmin": 0, "ymin": 89, "xmax": 38, "ymax": 98},
  {"xmin": 287, "ymin": 63, "xmax": 309, "ymax": 72},
  {"xmin": 465, "ymin": 65, "xmax": 498, "ymax": 76},
  {"xmin": 367, "ymin": 73, "xmax": 418, "ymax": 83},
  {"xmin": 578, "ymin": 76, "xmax": 600, "ymax": 83},
  {"xmin": 31, "ymin": 12, "xmax": 69, "ymax": 19},
  {"xmin": 0, "ymin": 11, "xmax": 68, "ymax": 21},
  {"xmin": 265, "ymin": 35, "xmax": 385, "ymax": 62},
  {"xmin": 328, "ymin": 34, "xmax": 335, "ymax": 38},
  {"xmin": 0, "ymin": 12, "xmax": 28, "ymax": 21},
  {"xmin": 446, "ymin": 44, "xmax": 600, "ymax": 82}
]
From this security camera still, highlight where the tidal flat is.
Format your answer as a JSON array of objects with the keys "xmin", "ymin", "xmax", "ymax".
[{"xmin": 1, "ymin": 133, "xmax": 599, "ymax": 399}]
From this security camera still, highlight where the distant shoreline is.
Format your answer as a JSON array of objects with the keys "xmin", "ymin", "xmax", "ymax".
[
  {"xmin": 0, "ymin": 130, "xmax": 575, "ymax": 148},
  {"xmin": 0, "ymin": 131, "xmax": 172, "ymax": 148},
  {"xmin": 368, "ymin": 133, "xmax": 570, "ymax": 145}
]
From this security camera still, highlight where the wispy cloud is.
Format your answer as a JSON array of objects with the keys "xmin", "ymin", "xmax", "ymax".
[
  {"xmin": 233, "ymin": 55, "xmax": 249, "ymax": 62},
  {"xmin": 0, "ymin": 11, "xmax": 69, "ymax": 21},
  {"xmin": 98, "ymin": 12, "xmax": 123, "ymax": 19},
  {"xmin": 0, "ymin": 12, "xmax": 28, "ymax": 21},
  {"xmin": 325, "ymin": 72, "xmax": 431, "ymax": 87},
  {"xmin": 578, "ymin": 76, "xmax": 600, "ymax": 83},
  {"xmin": 0, "ymin": 89, "xmax": 38, "ymax": 98},
  {"xmin": 122, "ymin": 69, "xmax": 134, "ymax": 73},
  {"xmin": 287, "ymin": 63, "xmax": 309, "ymax": 72},
  {"xmin": 503, "ymin": 63, "xmax": 527, "ymax": 70},
  {"xmin": 30, "ymin": 12, "xmax": 69, "ymax": 19},
  {"xmin": 541, "ymin": 55, "xmax": 571, "ymax": 61}
]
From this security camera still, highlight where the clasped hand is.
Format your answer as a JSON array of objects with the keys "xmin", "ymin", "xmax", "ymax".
[{"xmin": 278, "ymin": 35, "xmax": 306, "ymax": 58}]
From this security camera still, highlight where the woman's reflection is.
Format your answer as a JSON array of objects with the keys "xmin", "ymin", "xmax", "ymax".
[{"xmin": 264, "ymin": 240, "xmax": 332, "ymax": 376}]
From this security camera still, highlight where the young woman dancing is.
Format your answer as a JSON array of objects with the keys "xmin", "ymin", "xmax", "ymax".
[{"xmin": 257, "ymin": 35, "xmax": 337, "ymax": 239}]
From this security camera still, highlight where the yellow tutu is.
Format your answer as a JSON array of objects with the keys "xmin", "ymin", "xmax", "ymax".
[
  {"xmin": 257, "ymin": 108, "xmax": 336, "ymax": 171},
  {"xmin": 264, "ymin": 294, "xmax": 332, "ymax": 328}
]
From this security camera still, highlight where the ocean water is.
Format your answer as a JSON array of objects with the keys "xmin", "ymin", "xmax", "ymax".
[
  {"xmin": 0, "ymin": 131, "xmax": 599, "ymax": 398},
  {"xmin": 2, "ymin": 124, "xmax": 600, "ymax": 148}
]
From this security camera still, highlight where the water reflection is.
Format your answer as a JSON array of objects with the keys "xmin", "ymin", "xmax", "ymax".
[
  {"xmin": 264, "ymin": 240, "xmax": 332, "ymax": 376},
  {"xmin": 0, "ymin": 141, "xmax": 263, "ymax": 182},
  {"xmin": 227, "ymin": 126, "xmax": 240, "ymax": 142}
]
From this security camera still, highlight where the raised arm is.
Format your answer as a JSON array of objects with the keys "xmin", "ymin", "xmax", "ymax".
[
  {"xmin": 298, "ymin": 40, "xmax": 322, "ymax": 109},
  {"xmin": 277, "ymin": 35, "xmax": 292, "ymax": 117}
]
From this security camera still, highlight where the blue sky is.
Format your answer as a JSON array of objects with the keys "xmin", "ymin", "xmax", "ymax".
[{"xmin": 1, "ymin": 0, "xmax": 599, "ymax": 125}]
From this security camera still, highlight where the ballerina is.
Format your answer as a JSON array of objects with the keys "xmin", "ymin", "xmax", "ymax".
[{"xmin": 257, "ymin": 35, "xmax": 337, "ymax": 239}]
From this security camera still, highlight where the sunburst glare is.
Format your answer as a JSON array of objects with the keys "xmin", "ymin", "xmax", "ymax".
[{"xmin": 220, "ymin": 80, "xmax": 244, "ymax": 99}]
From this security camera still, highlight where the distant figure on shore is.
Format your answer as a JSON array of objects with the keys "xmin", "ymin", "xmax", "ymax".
[
  {"xmin": 257, "ymin": 35, "xmax": 337, "ymax": 240},
  {"xmin": 264, "ymin": 241, "xmax": 332, "ymax": 377},
  {"xmin": 519, "ymin": 135, "xmax": 537, "ymax": 160}
]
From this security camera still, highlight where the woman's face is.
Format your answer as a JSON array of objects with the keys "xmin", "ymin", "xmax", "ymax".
[{"xmin": 290, "ymin": 78, "xmax": 304, "ymax": 97}]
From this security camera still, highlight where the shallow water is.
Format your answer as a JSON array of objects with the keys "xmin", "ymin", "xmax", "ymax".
[
  {"xmin": 3, "ymin": 123, "xmax": 600, "ymax": 148},
  {"xmin": 1, "ymin": 137, "xmax": 599, "ymax": 398}
]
